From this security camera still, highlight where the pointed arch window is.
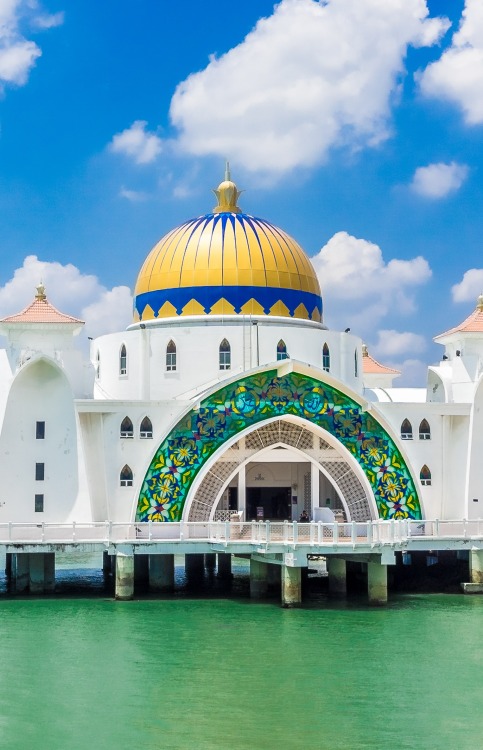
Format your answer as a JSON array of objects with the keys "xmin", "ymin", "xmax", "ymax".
[
  {"xmin": 419, "ymin": 419, "xmax": 431, "ymax": 440},
  {"xmin": 119, "ymin": 344, "xmax": 127, "ymax": 376},
  {"xmin": 354, "ymin": 349, "xmax": 358, "ymax": 377},
  {"xmin": 219, "ymin": 339, "xmax": 231, "ymax": 370},
  {"xmin": 95, "ymin": 351, "xmax": 100, "ymax": 380},
  {"xmin": 420, "ymin": 465, "xmax": 432, "ymax": 486},
  {"xmin": 120, "ymin": 417, "xmax": 133, "ymax": 439},
  {"xmin": 166, "ymin": 340, "xmax": 177, "ymax": 372},
  {"xmin": 277, "ymin": 340, "xmax": 288, "ymax": 361},
  {"xmin": 322, "ymin": 343, "xmax": 330, "ymax": 372},
  {"xmin": 120, "ymin": 465, "xmax": 133, "ymax": 487},
  {"xmin": 140, "ymin": 416, "xmax": 153, "ymax": 439},
  {"xmin": 401, "ymin": 419, "xmax": 413, "ymax": 440}
]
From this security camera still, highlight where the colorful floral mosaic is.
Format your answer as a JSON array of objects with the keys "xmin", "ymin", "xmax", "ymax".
[{"xmin": 136, "ymin": 370, "xmax": 422, "ymax": 522}]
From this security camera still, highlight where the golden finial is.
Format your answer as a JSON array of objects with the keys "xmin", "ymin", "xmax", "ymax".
[
  {"xmin": 477, "ymin": 293, "xmax": 483, "ymax": 312},
  {"xmin": 213, "ymin": 161, "xmax": 242, "ymax": 214},
  {"xmin": 362, "ymin": 343, "xmax": 369, "ymax": 357},
  {"xmin": 35, "ymin": 281, "xmax": 46, "ymax": 301}
]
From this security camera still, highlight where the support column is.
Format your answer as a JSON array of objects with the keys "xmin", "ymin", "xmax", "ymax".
[
  {"xmin": 134, "ymin": 554, "xmax": 149, "ymax": 587},
  {"xmin": 328, "ymin": 557, "xmax": 347, "ymax": 596},
  {"xmin": 282, "ymin": 565, "xmax": 302, "ymax": 608},
  {"xmin": 115, "ymin": 553, "xmax": 134, "ymax": 600},
  {"xmin": 149, "ymin": 555, "xmax": 174, "ymax": 592},
  {"xmin": 238, "ymin": 466, "xmax": 246, "ymax": 520},
  {"xmin": 367, "ymin": 559, "xmax": 388, "ymax": 605},
  {"xmin": 462, "ymin": 550, "xmax": 483, "ymax": 593},
  {"xmin": 267, "ymin": 563, "xmax": 281, "ymax": 590},
  {"xmin": 12, "ymin": 553, "xmax": 29, "ymax": 593},
  {"xmin": 310, "ymin": 462, "xmax": 320, "ymax": 518},
  {"xmin": 250, "ymin": 558, "xmax": 268, "ymax": 598},
  {"xmin": 29, "ymin": 553, "xmax": 46, "ymax": 594},
  {"xmin": 5, "ymin": 552, "xmax": 12, "ymax": 580},
  {"xmin": 217, "ymin": 553, "xmax": 233, "ymax": 580},
  {"xmin": 44, "ymin": 553, "xmax": 55, "ymax": 593},
  {"xmin": 102, "ymin": 550, "xmax": 112, "ymax": 576},
  {"xmin": 185, "ymin": 553, "xmax": 204, "ymax": 581},
  {"xmin": 204, "ymin": 553, "xmax": 217, "ymax": 571}
]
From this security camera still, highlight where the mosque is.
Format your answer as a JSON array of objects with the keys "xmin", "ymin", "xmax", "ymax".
[{"xmin": 0, "ymin": 168, "xmax": 482, "ymax": 563}]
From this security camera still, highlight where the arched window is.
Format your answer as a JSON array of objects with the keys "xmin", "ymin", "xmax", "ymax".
[
  {"xmin": 401, "ymin": 419, "xmax": 413, "ymax": 440},
  {"xmin": 322, "ymin": 343, "xmax": 330, "ymax": 372},
  {"xmin": 420, "ymin": 465, "xmax": 431, "ymax": 486},
  {"xmin": 419, "ymin": 419, "xmax": 431, "ymax": 440},
  {"xmin": 120, "ymin": 417, "xmax": 133, "ymax": 439},
  {"xmin": 219, "ymin": 339, "xmax": 231, "ymax": 370},
  {"xmin": 140, "ymin": 416, "xmax": 153, "ymax": 439},
  {"xmin": 119, "ymin": 344, "xmax": 127, "ymax": 376},
  {"xmin": 166, "ymin": 340, "xmax": 177, "ymax": 371},
  {"xmin": 354, "ymin": 349, "xmax": 358, "ymax": 377},
  {"xmin": 277, "ymin": 340, "xmax": 288, "ymax": 361},
  {"xmin": 95, "ymin": 351, "xmax": 100, "ymax": 380},
  {"xmin": 120, "ymin": 465, "xmax": 133, "ymax": 487}
]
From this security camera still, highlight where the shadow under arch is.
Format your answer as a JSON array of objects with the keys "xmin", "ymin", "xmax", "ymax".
[{"xmin": 136, "ymin": 368, "xmax": 422, "ymax": 522}]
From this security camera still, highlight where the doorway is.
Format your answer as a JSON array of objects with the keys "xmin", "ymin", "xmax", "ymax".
[{"xmin": 246, "ymin": 487, "xmax": 291, "ymax": 521}]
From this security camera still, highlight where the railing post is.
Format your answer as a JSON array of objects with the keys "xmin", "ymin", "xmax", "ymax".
[
  {"xmin": 148, "ymin": 519, "xmax": 152, "ymax": 541},
  {"xmin": 310, "ymin": 521, "xmax": 314, "ymax": 546},
  {"xmin": 266, "ymin": 520, "xmax": 271, "ymax": 544},
  {"xmin": 108, "ymin": 521, "xmax": 113, "ymax": 543},
  {"xmin": 390, "ymin": 519, "xmax": 395, "ymax": 544},
  {"xmin": 72, "ymin": 520, "xmax": 76, "ymax": 542},
  {"xmin": 435, "ymin": 518, "xmax": 440, "ymax": 538},
  {"xmin": 351, "ymin": 521, "xmax": 356, "ymax": 548},
  {"xmin": 180, "ymin": 521, "xmax": 185, "ymax": 541},
  {"xmin": 283, "ymin": 520, "xmax": 289, "ymax": 544},
  {"xmin": 333, "ymin": 522, "xmax": 339, "ymax": 546},
  {"xmin": 224, "ymin": 521, "xmax": 229, "ymax": 547},
  {"xmin": 367, "ymin": 521, "xmax": 372, "ymax": 546},
  {"xmin": 8, "ymin": 522, "xmax": 12, "ymax": 541},
  {"xmin": 317, "ymin": 521, "xmax": 322, "ymax": 545},
  {"xmin": 251, "ymin": 520, "xmax": 256, "ymax": 544},
  {"xmin": 41, "ymin": 522, "xmax": 45, "ymax": 542},
  {"xmin": 293, "ymin": 521, "xmax": 298, "ymax": 548},
  {"xmin": 463, "ymin": 518, "xmax": 468, "ymax": 539}
]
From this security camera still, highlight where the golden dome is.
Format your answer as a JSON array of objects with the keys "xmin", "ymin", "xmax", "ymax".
[{"xmin": 134, "ymin": 172, "xmax": 322, "ymax": 323}]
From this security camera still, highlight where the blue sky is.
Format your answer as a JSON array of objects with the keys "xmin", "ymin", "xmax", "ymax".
[{"xmin": 0, "ymin": 0, "xmax": 482, "ymax": 384}]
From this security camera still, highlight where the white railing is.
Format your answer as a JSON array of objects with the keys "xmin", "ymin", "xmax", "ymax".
[{"xmin": 0, "ymin": 519, "xmax": 482, "ymax": 547}]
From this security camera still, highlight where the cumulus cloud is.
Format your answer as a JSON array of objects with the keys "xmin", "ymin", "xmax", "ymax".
[
  {"xmin": 0, "ymin": 255, "xmax": 132, "ymax": 338},
  {"xmin": 110, "ymin": 120, "xmax": 162, "ymax": 165},
  {"xmin": 312, "ymin": 231, "xmax": 432, "ymax": 333},
  {"xmin": 452, "ymin": 268, "xmax": 483, "ymax": 303},
  {"xmin": 372, "ymin": 329, "xmax": 426, "ymax": 358},
  {"xmin": 119, "ymin": 187, "xmax": 148, "ymax": 202},
  {"xmin": 420, "ymin": 0, "xmax": 483, "ymax": 125},
  {"xmin": 31, "ymin": 11, "xmax": 64, "ymax": 29},
  {"xmin": 166, "ymin": 0, "xmax": 448, "ymax": 176},
  {"xmin": 410, "ymin": 161, "xmax": 468, "ymax": 198}
]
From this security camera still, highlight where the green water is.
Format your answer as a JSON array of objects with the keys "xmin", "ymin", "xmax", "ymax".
[{"xmin": 1, "ymin": 591, "xmax": 482, "ymax": 750}]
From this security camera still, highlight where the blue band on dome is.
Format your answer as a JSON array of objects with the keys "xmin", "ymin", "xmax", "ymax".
[{"xmin": 135, "ymin": 286, "xmax": 323, "ymax": 319}]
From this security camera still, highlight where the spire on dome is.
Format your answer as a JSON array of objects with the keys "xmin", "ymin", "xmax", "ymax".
[{"xmin": 213, "ymin": 163, "xmax": 242, "ymax": 214}]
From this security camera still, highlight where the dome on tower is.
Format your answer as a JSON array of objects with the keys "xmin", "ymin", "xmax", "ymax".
[{"xmin": 133, "ymin": 169, "xmax": 323, "ymax": 324}]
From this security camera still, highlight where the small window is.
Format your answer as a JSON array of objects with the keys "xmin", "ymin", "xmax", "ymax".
[
  {"xmin": 35, "ymin": 463, "xmax": 45, "ymax": 481},
  {"xmin": 322, "ymin": 343, "xmax": 330, "ymax": 372},
  {"xmin": 95, "ymin": 351, "xmax": 100, "ymax": 379},
  {"xmin": 354, "ymin": 349, "xmax": 358, "ymax": 377},
  {"xmin": 35, "ymin": 494, "xmax": 44, "ymax": 512},
  {"xmin": 36, "ymin": 421, "xmax": 45, "ymax": 439},
  {"xmin": 419, "ymin": 419, "xmax": 431, "ymax": 440},
  {"xmin": 140, "ymin": 416, "xmax": 153, "ymax": 439},
  {"xmin": 277, "ymin": 340, "xmax": 288, "ymax": 361},
  {"xmin": 219, "ymin": 339, "xmax": 231, "ymax": 370},
  {"xmin": 120, "ymin": 417, "xmax": 134, "ymax": 438},
  {"xmin": 401, "ymin": 419, "xmax": 413, "ymax": 440},
  {"xmin": 420, "ymin": 465, "xmax": 432, "ymax": 486},
  {"xmin": 119, "ymin": 344, "xmax": 127, "ymax": 376},
  {"xmin": 120, "ymin": 465, "xmax": 133, "ymax": 487},
  {"xmin": 166, "ymin": 340, "xmax": 177, "ymax": 371}
]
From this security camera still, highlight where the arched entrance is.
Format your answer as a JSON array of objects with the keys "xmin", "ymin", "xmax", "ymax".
[{"xmin": 135, "ymin": 368, "xmax": 422, "ymax": 522}]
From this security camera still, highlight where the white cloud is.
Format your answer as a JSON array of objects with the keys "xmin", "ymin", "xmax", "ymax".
[
  {"xmin": 110, "ymin": 120, "xmax": 162, "ymax": 165},
  {"xmin": 0, "ymin": 255, "xmax": 132, "ymax": 338},
  {"xmin": 312, "ymin": 231, "xmax": 432, "ymax": 333},
  {"xmin": 167, "ymin": 0, "xmax": 448, "ymax": 176},
  {"xmin": 396, "ymin": 358, "xmax": 428, "ymax": 387},
  {"xmin": 31, "ymin": 11, "xmax": 64, "ymax": 29},
  {"xmin": 372, "ymin": 329, "xmax": 426, "ymax": 358},
  {"xmin": 119, "ymin": 187, "xmax": 148, "ymax": 202},
  {"xmin": 451, "ymin": 268, "xmax": 483, "ymax": 303},
  {"xmin": 410, "ymin": 161, "xmax": 468, "ymax": 198},
  {"xmin": 420, "ymin": 0, "xmax": 483, "ymax": 125}
]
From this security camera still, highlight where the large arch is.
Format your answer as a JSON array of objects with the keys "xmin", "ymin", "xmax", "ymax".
[{"xmin": 136, "ymin": 369, "xmax": 422, "ymax": 522}]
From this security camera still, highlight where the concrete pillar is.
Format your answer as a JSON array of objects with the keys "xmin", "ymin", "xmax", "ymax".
[
  {"xmin": 5, "ymin": 552, "xmax": 12, "ymax": 578},
  {"xmin": 311, "ymin": 462, "xmax": 320, "ymax": 517},
  {"xmin": 238, "ymin": 466, "xmax": 246, "ymax": 519},
  {"xmin": 149, "ymin": 555, "xmax": 174, "ymax": 592},
  {"xmin": 250, "ymin": 558, "xmax": 268, "ymax": 598},
  {"xmin": 29, "ymin": 554, "xmax": 46, "ymax": 594},
  {"xmin": 115, "ymin": 553, "xmax": 134, "ymax": 600},
  {"xmin": 470, "ymin": 550, "xmax": 483, "ymax": 584},
  {"xmin": 267, "ymin": 563, "xmax": 281, "ymax": 590},
  {"xmin": 328, "ymin": 557, "xmax": 347, "ymax": 596},
  {"xmin": 102, "ymin": 550, "xmax": 112, "ymax": 575},
  {"xmin": 217, "ymin": 553, "xmax": 233, "ymax": 579},
  {"xmin": 134, "ymin": 554, "xmax": 149, "ymax": 586},
  {"xmin": 185, "ymin": 553, "xmax": 204, "ymax": 581},
  {"xmin": 204, "ymin": 553, "xmax": 217, "ymax": 571},
  {"xmin": 282, "ymin": 565, "xmax": 302, "ymax": 607},
  {"xmin": 367, "ymin": 559, "xmax": 388, "ymax": 605},
  {"xmin": 44, "ymin": 553, "xmax": 55, "ymax": 593},
  {"xmin": 12, "ymin": 553, "xmax": 29, "ymax": 593}
]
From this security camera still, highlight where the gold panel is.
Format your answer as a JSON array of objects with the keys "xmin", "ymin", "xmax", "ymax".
[
  {"xmin": 182, "ymin": 298, "xmax": 205, "ymax": 316},
  {"xmin": 240, "ymin": 298, "xmax": 265, "ymax": 315},
  {"xmin": 311, "ymin": 307, "xmax": 321, "ymax": 322},
  {"xmin": 210, "ymin": 298, "xmax": 237, "ymax": 315},
  {"xmin": 158, "ymin": 301, "xmax": 178, "ymax": 318},
  {"xmin": 133, "ymin": 309, "xmax": 140, "ymax": 322},
  {"xmin": 141, "ymin": 304, "xmax": 155, "ymax": 321},
  {"xmin": 269, "ymin": 300, "xmax": 290, "ymax": 317},
  {"xmin": 293, "ymin": 303, "xmax": 309, "ymax": 320}
]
